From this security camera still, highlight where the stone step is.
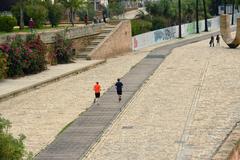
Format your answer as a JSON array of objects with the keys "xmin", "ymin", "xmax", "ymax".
[
  {"xmin": 102, "ymin": 29, "xmax": 113, "ymax": 33},
  {"xmin": 104, "ymin": 25, "xmax": 116, "ymax": 29},
  {"xmin": 91, "ymin": 40, "xmax": 101, "ymax": 45},
  {"xmin": 75, "ymin": 51, "xmax": 90, "ymax": 58},
  {"xmin": 86, "ymin": 45, "xmax": 97, "ymax": 50},
  {"xmin": 97, "ymin": 33, "xmax": 109, "ymax": 39}
]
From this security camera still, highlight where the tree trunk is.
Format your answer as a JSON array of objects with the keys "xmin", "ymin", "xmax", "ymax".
[
  {"xmin": 70, "ymin": 7, "xmax": 74, "ymax": 27},
  {"xmin": 232, "ymin": 0, "xmax": 235, "ymax": 25},
  {"xmin": 178, "ymin": 0, "xmax": 182, "ymax": 38},
  {"xmin": 224, "ymin": 0, "xmax": 227, "ymax": 14},
  {"xmin": 196, "ymin": 0, "xmax": 199, "ymax": 33},
  {"xmin": 19, "ymin": 2, "xmax": 24, "ymax": 30},
  {"xmin": 215, "ymin": 0, "xmax": 219, "ymax": 15},
  {"xmin": 203, "ymin": 0, "xmax": 208, "ymax": 31}
]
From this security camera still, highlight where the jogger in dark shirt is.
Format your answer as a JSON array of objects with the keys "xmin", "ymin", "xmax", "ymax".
[{"xmin": 115, "ymin": 78, "xmax": 123, "ymax": 102}]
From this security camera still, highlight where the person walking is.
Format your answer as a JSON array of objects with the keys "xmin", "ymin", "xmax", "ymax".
[
  {"xmin": 84, "ymin": 14, "xmax": 88, "ymax": 25},
  {"xmin": 209, "ymin": 36, "xmax": 214, "ymax": 47},
  {"xmin": 93, "ymin": 82, "xmax": 101, "ymax": 104},
  {"xmin": 28, "ymin": 18, "xmax": 35, "ymax": 33},
  {"xmin": 216, "ymin": 35, "xmax": 220, "ymax": 45},
  {"xmin": 115, "ymin": 78, "xmax": 123, "ymax": 102}
]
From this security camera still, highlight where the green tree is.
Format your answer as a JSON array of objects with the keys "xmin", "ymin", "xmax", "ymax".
[
  {"xmin": 46, "ymin": 1, "xmax": 64, "ymax": 27},
  {"xmin": 25, "ymin": 4, "xmax": 48, "ymax": 28},
  {"xmin": 108, "ymin": 0, "xmax": 125, "ymax": 18},
  {"xmin": 60, "ymin": 0, "xmax": 86, "ymax": 26},
  {"xmin": 203, "ymin": 0, "xmax": 208, "ymax": 31},
  {"xmin": 12, "ymin": 0, "xmax": 27, "ymax": 30}
]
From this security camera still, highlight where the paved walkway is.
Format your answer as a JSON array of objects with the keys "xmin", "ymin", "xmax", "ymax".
[
  {"xmin": 0, "ymin": 52, "xmax": 148, "ymax": 155},
  {"xmin": 83, "ymin": 39, "xmax": 240, "ymax": 159},
  {"xmin": 0, "ymin": 60, "xmax": 104, "ymax": 102},
  {"xmin": 35, "ymin": 32, "xmax": 223, "ymax": 159}
]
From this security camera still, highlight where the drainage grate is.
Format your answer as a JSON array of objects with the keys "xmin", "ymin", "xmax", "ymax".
[
  {"xmin": 145, "ymin": 54, "xmax": 166, "ymax": 59},
  {"xmin": 122, "ymin": 126, "xmax": 134, "ymax": 129}
]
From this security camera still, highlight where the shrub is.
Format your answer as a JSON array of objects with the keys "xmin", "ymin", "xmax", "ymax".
[
  {"xmin": 24, "ymin": 35, "xmax": 47, "ymax": 74},
  {"xmin": 48, "ymin": 3, "xmax": 64, "ymax": 27},
  {"xmin": 131, "ymin": 19, "xmax": 152, "ymax": 36},
  {"xmin": 0, "ymin": 51, "xmax": 8, "ymax": 80},
  {"xmin": 0, "ymin": 16, "xmax": 17, "ymax": 32},
  {"xmin": 152, "ymin": 16, "xmax": 168, "ymax": 30},
  {"xmin": 54, "ymin": 33, "xmax": 74, "ymax": 64},
  {"xmin": 0, "ymin": 116, "xmax": 31, "ymax": 160},
  {"xmin": 0, "ymin": 35, "xmax": 47, "ymax": 78},
  {"xmin": 109, "ymin": 1, "xmax": 124, "ymax": 18},
  {"xmin": 25, "ymin": 5, "xmax": 48, "ymax": 28}
]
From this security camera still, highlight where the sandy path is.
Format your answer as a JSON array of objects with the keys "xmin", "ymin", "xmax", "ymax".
[
  {"xmin": 83, "ymin": 40, "xmax": 240, "ymax": 160},
  {"xmin": 0, "ymin": 52, "xmax": 148, "ymax": 155}
]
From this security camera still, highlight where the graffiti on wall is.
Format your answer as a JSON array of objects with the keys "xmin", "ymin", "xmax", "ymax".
[
  {"xmin": 154, "ymin": 27, "xmax": 176, "ymax": 42},
  {"xmin": 132, "ymin": 14, "xmax": 240, "ymax": 50},
  {"xmin": 187, "ymin": 22, "xmax": 195, "ymax": 34}
]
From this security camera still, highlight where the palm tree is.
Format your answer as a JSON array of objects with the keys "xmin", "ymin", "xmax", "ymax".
[
  {"xmin": 196, "ymin": 0, "xmax": 199, "ymax": 33},
  {"xmin": 232, "ymin": 0, "xmax": 235, "ymax": 25},
  {"xmin": 19, "ymin": 0, "xmax": 26, "ymax": 29},
  {"xmin": 178, "ymin": 0, "xmax": 182, "ymax": 38},
  {"xmin": 60, "ymin": 0, "xmax": 86, "ymax": 26},
  {"xmin": 203, "ymin": 0, "xmax": 208, "ymax": 31}
]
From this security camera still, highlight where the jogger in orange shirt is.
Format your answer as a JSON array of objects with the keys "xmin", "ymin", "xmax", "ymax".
[{"xmin": 93, "ymin": 82, "xmax": 101, "ymax": 104}]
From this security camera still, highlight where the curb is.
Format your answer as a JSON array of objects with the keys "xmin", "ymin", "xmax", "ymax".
[{"xmin": 0, "ymin": 60, "xmax": 106, "ymax": 103}]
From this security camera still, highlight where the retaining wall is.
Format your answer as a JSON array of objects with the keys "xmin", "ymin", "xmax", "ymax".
[
  {"xmin": 0, "ymin": 23, "xmax": 105, "ymax": 44},
  {"xmin": 89, "ymin": 20, "xmax": 132, "ymax": 59},
  {"xmin": 132, "ymin": 14, "xmax": 240, "ymax": 50}
]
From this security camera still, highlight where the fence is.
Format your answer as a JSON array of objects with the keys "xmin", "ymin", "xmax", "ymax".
[{"xmin": 132, "ymin": 14, "xmax": 239, "ymax": 50}]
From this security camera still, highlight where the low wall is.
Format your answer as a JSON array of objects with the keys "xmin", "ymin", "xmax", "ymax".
[
  {"xmin": 89, "ymin": 20, "xmax": 132, "ymax": 59},
  {"xmin": 0, "ymin": 23, "xmax": 105, "ymax": 44},
  {"xmin": 45, "ymin": 34, "xmax": 97, "ymax": 63},
  {"xmin": 132, "ymin": 14, "xmax": 240, "ymax": 50}
]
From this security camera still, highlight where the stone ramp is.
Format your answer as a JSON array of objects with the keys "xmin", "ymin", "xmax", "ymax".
[
  {"xmin": 35, "ymin": 32, "xmax": 218, "ymax": 160},
  {"xmin": 220, "ymin": 14, "xmax": 240, "ymax": 48}
]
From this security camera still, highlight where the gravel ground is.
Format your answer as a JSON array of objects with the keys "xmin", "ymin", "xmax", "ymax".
[
  {"xmin": 83, "ymin": 39, "xmax": 240, "ymax": 160},
  {"xmin": 0, "ymin": 52, "xmax": 148, "ymax": 155}
]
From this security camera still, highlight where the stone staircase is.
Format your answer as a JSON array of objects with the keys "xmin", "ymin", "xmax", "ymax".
[{"xmin": 76, "ymin": 25, "xmax": 116, "ymax": 59}]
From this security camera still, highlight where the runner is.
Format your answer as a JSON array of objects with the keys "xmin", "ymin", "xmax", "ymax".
[
  {"xmin": 115, "ymin": 78, "xmax": 123, "ymax": 102},
  {"xmin": 93, "ymin": 82, "xmax": 101, "ymax": 104},
  {"xmin": 209, "ymin": 36, "xmax": 215, "ymax": 47},
  {"xmin": 216, "ymin": 35, "xmax": 220, "ymax": 46}
]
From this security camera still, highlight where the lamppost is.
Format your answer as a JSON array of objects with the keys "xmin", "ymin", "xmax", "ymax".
[{"xmin": 178, "ymin": 0, "xmax": 182, "ymax": 38}]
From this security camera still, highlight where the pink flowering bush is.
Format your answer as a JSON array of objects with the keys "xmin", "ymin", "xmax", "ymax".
[
  {"xmin": 0, "ymin": 35, "xmax": 47, "ymax": 78},
  {"xmin": 0, "ymin": 50, "xmax": 8, "ymax": 80}
]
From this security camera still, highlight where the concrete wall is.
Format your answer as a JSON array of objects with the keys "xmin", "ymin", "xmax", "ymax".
[
  {"xmin": 89, "ymin": 20, "xmax": 132, "ymax": 59},
  {"xmin": 132, "ymin": 14, "xmax": 240, "ymax": 50}
]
